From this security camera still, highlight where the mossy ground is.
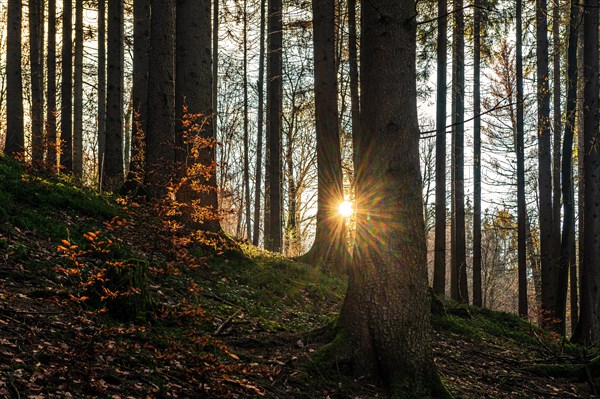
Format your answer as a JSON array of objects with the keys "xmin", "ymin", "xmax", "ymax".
[{"xmin": 0, "ymin": 156, "xmax": 598, "ymax": 398}]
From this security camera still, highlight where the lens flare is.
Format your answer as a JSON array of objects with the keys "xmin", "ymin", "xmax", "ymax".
[{"xmin": 338, "ymin": 201, "xmax": 353, "ymax": 217}]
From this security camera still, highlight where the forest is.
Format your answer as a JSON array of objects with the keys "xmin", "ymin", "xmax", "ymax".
[{"xmin": 0, "ymin": 0, "xmax": 600, "ymax": 397}]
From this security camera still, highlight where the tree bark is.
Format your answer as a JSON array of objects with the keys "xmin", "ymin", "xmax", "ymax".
[
  {"xmin": 264, "ymin": 0, "xmax": 283, "ymax": 252},
  {"xmin": 433, "ymin": 0, "xmax": 447, "ymax": 297},
  {"xmin": 337, "ymin": 2, "xmax": 445, "ymax": 395},
  {"xmin": 46, "ymin": 0, "xmax": 58, "ymax": 169},
  {"xmin": 556, "ymin": 0, "xmax": 580, "ymax": 336},
  {"xmin": 451, "ymin": 0, "xmax": 468, "ymax": 303},
  {"xmin": 472, "ymin": 0, "xmax": 482, "ymax": 307},
  {"xmin": 60, "ymin": 0, "xmax": 73, "ymax": 173},
  {"xmin": 574, "ymin": 0, "xmax": 600, "ymax": 345},
  {"xmin": 145, "ymin": 0, "xmax": 176, "ymax": 199},
  {"xmin": 125, "ymin": 0, "xmax": 149, "ymax": 188},
  {"xmin": 103, "ymin": 0, "xmax": 124, "ymax": 190},
  {"xmin": 252, "ymin": 0, "xmax": 266, "ymax": 246},
  {"xmin": 5, "ymin": 0, "xmax": 24, "ymax": 157},
  {"xmin": 537, "ymin": 0, "xmax": 558, "ymax": 331},
  {"xmin": 73, "ymin": 0, "xmax": 83, "ymax": 178},
  {"xmin": 29, "ymin": 0, "xmax": 44, "ymax": 166},
  {"xmin": 516, "ymin": 0, "xmax": 528, "ymax": 317},
  {"xmin": 299, "ymin": 0, "xmax": 346, "ymax": 271},
  {"xmin": 243, "ymin": 0, "xmax": 251, "ymax": 240},
  {"xmin": 98, "ymin": 0, "xmax": 106, "ymax": 184},
  {"xmin": 175, "ymin": 0, "xmax": 220, "ymax": 232}
]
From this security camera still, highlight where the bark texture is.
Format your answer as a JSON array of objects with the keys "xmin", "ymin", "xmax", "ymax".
[
  {"xmin": 61, "ymin": 0, "xmax": 73, "ymax": 172},
  {"xmin": 5, "ymin": 0, "xmax": 24, "ymax": 156}
]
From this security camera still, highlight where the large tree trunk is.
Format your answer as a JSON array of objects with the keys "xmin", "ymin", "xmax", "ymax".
[
  {"xmin": 145, "ymin": 0, "xmax": 176, "ymax": 199},
  {"xmin": 125, "ymin": 0, "xmax": 149, "ymax": 188},
  {"xmin": 299, "ymin": 0, "xmax": 346, "ymax": 271},
  {"xmin": 73, "ymin": 0, "xmax": 83, "ymax": 178},
  {"xmin": 103, "ymin": 0, "xmax": 124, "ymax": 190},
  {"xmin": 29, "ymin": 0, "xmax": 44, "ymax": 166},
  {"xmin": 516, "ymin": 0, "xmax": 528, "ymax": 317},
  {"xmin": 5, "ymin": 0, "xmax": 24, "ymax": 156},
  {"xmin": 451, "ymin": 0, "xmax": 468, "ymax": 303},
  {"xmin": 175, "ymin": 0, "xmax": 220, "ymax": 232},
  {"xmin": 537, "ymin": 0, "xmax": 559, "ymax": 331},
  {"xmin": 46, "ymin": 0, "xmax": 58, "ymax": 169},
  {"xmin": 336, "ymin": 2, "xmax": 445, "ymax": 395},
  {"xmin": 472, "ymin": 0, "xmax": 482, "ymax": 307},
  {"xmin": 252, "ymin": 0, "xmax": 266, "ymax": 246},
  {"xmin": 574, "ymin": 0, "xmax": 600, "ymax": 345},
  {"xmin": 98, "ymin": 0, "xmax": 106, "ymax": 184},
  {"xmin": 264, "ymin": 0, "xmax": 283, "ymax": 252},
  {"xmin": 433, "ymin": 0, "xmax": 447, "ymax": 297},
  {"xmin": 61, "ymin": 0, "xmax": 73, "ymax": 173}
]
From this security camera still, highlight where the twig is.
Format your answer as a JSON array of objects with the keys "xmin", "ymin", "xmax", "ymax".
[{"xmin": 214, "ymin": 308, "xmax": 243, "ymax": 335}]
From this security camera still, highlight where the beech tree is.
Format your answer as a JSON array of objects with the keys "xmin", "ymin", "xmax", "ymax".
[
  {"xmin": 46, "ymin": 0, "xmax": 58, "ymax": 169},
  {"xmin": 336, "ymin": 0, "xmax": 447, "ymax": 396},
  {"xmin": 97, "ymin": 0, "xmax": 106, "ymax": 180},
  {"xmin": 73, "ymin": 0, "xmax": 83, "ymax": 178},
  {"xmin": 29, "ymin": 0, "xmax": 44, "ymax": 166}
]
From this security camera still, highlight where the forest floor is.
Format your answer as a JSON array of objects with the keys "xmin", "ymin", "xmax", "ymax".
[{"xmin": 0, "ymin": 156, "xmax": 599, "ymax": 399}]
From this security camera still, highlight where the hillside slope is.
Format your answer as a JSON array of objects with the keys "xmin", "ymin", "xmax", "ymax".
[{"xmin": 0, "ymin": 157, "xmax": 598, "ymax": 398}]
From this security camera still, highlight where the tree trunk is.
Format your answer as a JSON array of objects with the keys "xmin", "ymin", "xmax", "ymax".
[
  {"xmin": 574, "ymin": 0, "xmax": 600, "ymax": 345},
  {"xmin": 103, "ymin": 0, "xmax": 124, "ymax": 190},
  {"xmin": 252, "ymin": 0, "xmax": 266, "ymax": 246},
  {"xmin": 60, "ymin": 0, "xmax": 73, "ymax": 173},
  {"xmin": 243, "ymin": 0, "xmax": 251, "ymax": 240},
  {"xmin": 29, "ymin": 0, "xmax": 44, "ymax": 166},
  {"xmin": 264, "ymin": 0, "xmax": 283, "ymax": 252},
  {"xmin": 299, "ymin": 0, "xmax": 346, "ymax": 271},
  {"xmin": 337, "ymin": 2, "xmax": 445, "ymax": 395},
  {"xmin": 451, "ymin": 0, "xmax": 468, "ymax": 303},
  {"xmin": 576, "ymin": 0, "xmax": 585, "ymax": 339},
  {"xmin": 46, "ymin": 0, "xmax": 58, "ymax": 169},
  {"xmin": 5, "ymin": 0, "xmax": 24, "ymax": 156},
  {"xmin": 556, "ymin": 0, "xmax": 580, "ymax": 337},
  {"xmin": 552, "ymin": 0, "xmax": 562, "ymax": 270},
  {"xmin": 145, "ymin": 0, "xmax": 176, "ymax": 199},
  {"xmin": 175, "ymin": 0, "xmax": 220, "ymax": 232},
  {"xmin": 73, "ymin": 0, "xmax": 83, "ymax": 178},
  {"xmin": 212, "ymin": 0, "xmax": 218, "ymax": 135},
  {"xmin": 348, "ymin": 0, "xmax": 360, "ymax": 177},
  {"xmin": 516, "ymin": 0, "xmax": 528, "ymax": 317},
  {"xmin": 98, "ymin": 0, "xmax": 106, "ymax": 184},
  {"xmin": 125, "ymin": 0, "xmax": 149, "ymax": 188},
  {"xmin": 433, "ymin": 0, "xmax": 447, "ymax": 297},
  {"xmin": 472, "ymin": 0, "xmax": 482, "ymax": 307},
  {"xmin": 537, "ymin": 0, "xmax": 558, "ymax": 331}
]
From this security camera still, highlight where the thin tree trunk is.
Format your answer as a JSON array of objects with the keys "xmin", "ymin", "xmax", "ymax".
[
  {"xmin": 73, "ymin": 0, "xmax": 83, "ymax": 178},
  {"xmin": 516, "ymin": 0, "xmax": 528, "ymax": 317},
  {"xmin": 537, "ymin": 0, "xmax": 558, "ymax": 331},
  {"xmin": 213, "ymin": 0, "xmax": 218, "ymax": 135},
  {"xmin": 5, "ymin": 0, "xmax": 24, "ymax": 156},
  {"xmin": 252, "ymin": 0, "xmax": 266, "ymax": 246},
  {"xmin": 574, "ymin": 0, "xmax": 600, "ymax": 345},
  {"xmin": 451, "ymin": 0, "xmax": 468, "ymax": 303},
  {"xmin": 472, "ymin": 0, "xmax": 482, "ymax": 307},
  {"xmin": 576, "ymin": 0, "xmax": 585, "ymax": 338},
  {"xmin": 98, "ymin": 0, "xmax": 106, "ymax": 184},
  {"xmin": 552, "ymin": 0, "xmax": 562, "ymax": 267},
  {"xmin": 29, "ymin": 0, "xmax": 44, "ymax": 166},
  {"xmin": 125, "ymin": 0, "xmax": 149, "ymax": 188},
  {"xmin": 265, "ymin": 0, "xmax": 283, "ymax": 252},
  {"xmin": 61, "ymin": 0, "xmax": 73, "ymax": 172},
  {"xmin": 103, "ymin": 0, "xmax": 124, "ymax": 190},
  {"xmin": 433, "ymin": 0, "xmax": 447, "ymax": 297},
  {"xmin": 46, "ymin": 0, "xmax": 57, "ymax": 169},
  {"xmin": 243, "ymin": 0, "xmax": 251, "ymax": 240},
  {"xmin": 556, "ymin": 0, "xmax": 580, "ymax": 336}
]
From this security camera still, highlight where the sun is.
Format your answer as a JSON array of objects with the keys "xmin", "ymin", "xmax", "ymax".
[{"xmin": 338, "ymin": 201, "xmax": 353, "ymax": 217}]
